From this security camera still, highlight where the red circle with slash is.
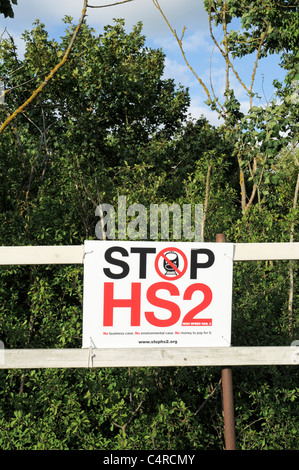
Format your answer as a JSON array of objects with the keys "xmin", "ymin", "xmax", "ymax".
[{"xmin": 155, "ymin": 247, "xmax": 188, "ymax": 280}]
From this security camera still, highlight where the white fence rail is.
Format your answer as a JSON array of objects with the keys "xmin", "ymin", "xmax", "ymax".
[
  {"xmin": 0, "ymin": 346, "xmax": 298, "ymax": 369},
  {"xmin": 0, "ymin": 242, "xmax": 298, "ymax": 265},
  {"xmin": 0, "ymin": 243, "xmax": 298, "ymax": 368}
]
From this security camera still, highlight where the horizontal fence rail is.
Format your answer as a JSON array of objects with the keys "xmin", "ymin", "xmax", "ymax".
[
  {"xmin": 0, "ymin": 242, "xmax": 298, "ymax": 265},
  {"xmin": 1, "ymin": 347, "xmax": 298, "ymax": 369},
  {"xmin": 0, "ymin": 242, "xmax": 298, "ymax": 368},
  {"xmin": 0, "ymin": 245, "xmax": 84, "ymax": 265}
]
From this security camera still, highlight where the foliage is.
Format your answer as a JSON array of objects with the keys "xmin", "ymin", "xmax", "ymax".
[
  {"xmin": 205, "ymin": 0, "xmax": 299, "ymax": 81},
  {"xmin": 0, "ymin": 9, "xmax": 298, "ymax": 451},
  {"xmin": 0, "ymin": 0, "xmax": 17, "ymax": 18}
]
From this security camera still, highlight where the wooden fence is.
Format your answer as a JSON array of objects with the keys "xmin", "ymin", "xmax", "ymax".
[{"xmin": 0, "ymin": 242, "xmax": 298, "ymax": 369}]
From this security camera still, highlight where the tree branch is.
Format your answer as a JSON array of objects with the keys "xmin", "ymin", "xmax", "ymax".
[
  {"xmin": 249, "ymin": 21, "xmax": 269, "ymax": 108},
  {"xmin": 207, "ymin": 0, "xmax": 250, "ymax": 97},
  {"xmin": 152, "ymin": 0, "xmax": 226, "ymax": 117},
  {"xmin": 88, "ymin": 0, "xmax": 134, "ymax": 8},
  {"xmin": 202, "ymin": 163, "xmax": 211, "ymax": 242}
]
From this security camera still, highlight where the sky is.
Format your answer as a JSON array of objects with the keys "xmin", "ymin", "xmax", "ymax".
[{"xmin": 0, "ymin": 0, "xmax": 286, "ymax": 126}]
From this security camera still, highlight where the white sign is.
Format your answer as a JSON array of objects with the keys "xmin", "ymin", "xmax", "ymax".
[{"xmin": 82, "ymin": 241, "xmax": 234, "ymax": 348}]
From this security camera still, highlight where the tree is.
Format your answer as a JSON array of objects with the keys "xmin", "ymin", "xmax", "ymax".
[
  {"xmin": 0, "ymin": 17, "xmax": 190, "ymax": 243},
  {"xmin": 0, "ymin": 1, "xmax": 135, "ymax": 134},
  {"xmin": 0, "ymin": 0, "xmax": 88, "ymax": 133},
  {"xmin": 208, "ymin": 0, "xmax": 299, "ymax": 82},
  {"xmin": 154, "ymin": 0, "xmax": 298, "ymax": 212},
  {"xmin": 154, "ymin": 0, "xmax": 298, "ymax": 337},
  {"xmin": 0, "ymin": 0, "xmax": 17, "ymax": 18}
]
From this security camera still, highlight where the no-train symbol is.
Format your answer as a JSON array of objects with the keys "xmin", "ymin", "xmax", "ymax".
[{"xmin": 155, "ymin": 247, "xmax": 188, "ymax": 281}]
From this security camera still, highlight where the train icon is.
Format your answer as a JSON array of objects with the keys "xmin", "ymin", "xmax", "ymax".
[{"xmin": 163, "ymin": 251, "xmax": 179, "ymax": 276}]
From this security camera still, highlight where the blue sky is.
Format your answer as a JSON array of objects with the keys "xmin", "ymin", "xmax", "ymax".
[{"xmin": 1, "ymin": 0, "xmax": 286, "ymax": 126}]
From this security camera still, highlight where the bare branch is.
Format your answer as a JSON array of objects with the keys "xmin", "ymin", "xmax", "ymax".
[
  {"xmin": 202, "ymin": 164, "xmax": 211, "ymax": 242},
  {"xmin": 88, "ymin": 0, "xmax": 134, "ymax": 8},
  {"xmin": 207, "ymin": 0, "xmax": 251, "ymax": 97},
  {"xmin": 152, "ymin": 0, "xmax": 226, "ymax": 117},
  {"xmin": 222, "ymin": 0, "xmax": 230, "ymax": 92},
  {"xmin": 249, "ymin": 19, "xmax": 269, "ymax": 107}
]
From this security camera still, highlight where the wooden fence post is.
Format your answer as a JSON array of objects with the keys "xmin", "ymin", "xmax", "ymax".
[{"xmin": 216, "ymin": 233, "xmax": 237, "ymax": 450}]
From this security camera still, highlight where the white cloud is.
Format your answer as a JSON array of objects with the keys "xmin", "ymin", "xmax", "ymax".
[
  {"xmin": 181, "ymin": 30, "xmax": 209, "ymax": 53},
  {"xmin": 1, "ymin": 0, "xmax": 208, "ymax": 39},
  {"xmin": 0, "ymin": 0, "xmax": 209, "ymax": 66},
  {"xmin": 163, "ymin": 57, "xmax": 198, "ymax": 87},
  {"xmin": 188, "ymin": 99, "xmax": 223, "ymax": 127}
]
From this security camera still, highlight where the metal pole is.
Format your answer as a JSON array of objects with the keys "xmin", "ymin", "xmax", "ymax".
[{"xmin": 216, "ymin": 233, "xmax": 237, "ymax": 450}]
